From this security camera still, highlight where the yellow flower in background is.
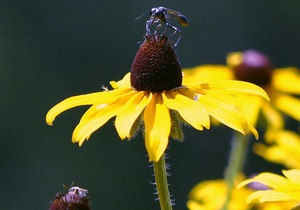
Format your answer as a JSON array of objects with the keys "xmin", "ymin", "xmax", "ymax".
[
  {"xmin": 46, "ymin": 35, "xmax": 269, "ymax": 162},
  {"xmin": 187, "ymin": 178, "xmax": 252, "ymax": 210},
  {"xmin": 183, "ymin": 50, "xmax": 300, "ymax": 129},
  {"xmin": 187, "ymin": 178, "xmax": 294, "ymax": 210},
  {"xmin": 238, "ymin": 169, "xmax": 300, "ymax": 209},
  {"xmin": 254, "ymin": 130, "xmax": 300, "ymax": 169}
]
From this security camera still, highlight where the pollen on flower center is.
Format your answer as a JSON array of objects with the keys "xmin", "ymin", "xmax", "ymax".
[
  {"xmin": 130, "ymin": 34, "xmax": 182, "ymax": 92},
  {"xmin": 228, "ymin": 50, "xmax": 273, "ymax": 87}
]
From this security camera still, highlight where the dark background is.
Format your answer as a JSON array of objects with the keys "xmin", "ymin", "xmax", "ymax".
[{"xmin": 1, "ymin": 0, "xmax": 299, "ymax": 209}]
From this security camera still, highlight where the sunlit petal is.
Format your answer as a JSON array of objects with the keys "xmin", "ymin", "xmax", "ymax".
[
  {"xmin": 235, "ymin": 94, "xmax": 264, "ymax": 126},
  {"xmin": 79, "ymin": 90, "xmax": 136, "ymax": 122},
  {"xmin": 46, "ymin": 88, "xmax": 132, "ymax": 125},
  {"xmin": 144, "ymin": 94, "xmax": 171, "ymax": 162},
  {"xmin": 163, "ymin": 89, "xmax": 210, "ymax": 130},
  {"xmin": 115, "ymin": 91, "xmax": 152, "ymax": 139},
  {"xmin": 197, "ymin": 95, "xmax": 249, "ymax": 135},
  {"xmin": 190, "ymin": 81, "xmax": 270, "ymax": 101},
  {"xmin": 72, "ymin": 92, "xmax": 133, "ymax": 145}
]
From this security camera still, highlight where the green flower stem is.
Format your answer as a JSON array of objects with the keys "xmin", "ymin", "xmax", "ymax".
[
  {"xmin": 222, "ymin": 133, "xmax": 250, "ymax": 210},
  {"xmin": 153, "ymin": 154, "xmax": 173, "ymax": 210}
]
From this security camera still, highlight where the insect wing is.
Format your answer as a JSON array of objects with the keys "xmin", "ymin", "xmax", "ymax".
[
  {"xmin": 165, "ymin": 8, "xmax": 182, "ymax": 15},
  {"xmin": 166, "ymin": 8, "xmax": 188, "ymax": 27},
  {"xmin": 175, "ymin": 14, "xmax": 188, "ymax": 27}
]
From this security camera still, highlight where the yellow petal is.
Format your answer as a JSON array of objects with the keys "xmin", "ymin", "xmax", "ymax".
[
  {"xmin": 282, "ymin": 170, "xmax": 300, "ymax": 185},
  {"xmin": 272, "ymin": 67, "xmax": 300, "ymax": 94},
  {"xmin": 80, "ymin": 90, "xmax": 136, "ymax": 121},
  {"xmin": 72, "ymin": 92, "xmax": 133, "ymax": 145},
  {"xmin": 144, "ymin": 93, "xmax": 171, "ymax": 162},
  {"xmin": 226, "ymin": 52, "xmax": 243, "ymax": 67},
  {"xmin": 248, "ymin": 190, "xmax": 300, "ymax": 203},
  {"xmin": 163, "ymin": 89, "xmax": 210, "ymax": 130},
  {"xmin": 235, "ymin": 94, "xmax": 264, "ymax": 127},
  {"xmin": 261, "ymin": 101, "xmax": 284, "ymax": 130},
  {"xmin": 273, "ymin": 93, "xmax": 300, "ymax": 121},
  {"xmin": 192, "ymin": 80, "xmax": 270, "ymax": 101},
  {"xmin": 46, "ymin": 88, "xmax": 132, "ymax": 125},
  {"xmin": 109, "ymin": 72, "xmax": 131, "ymax": 89},
  {"xmin": 182, "ymin": 65, "xmax": 233, "ymax": 84},
  {"xmin": 197, "ymin": 95, "xmax": 249, "ymax": 135},
  {"xmin": 115, "ymin": 91, "xmax": 152, "ymax": 139},
  {"xmin": 256, "ymin": 130, "xmax": 300, "ymax": 168},
  {"xmin": 238, "ymin": 172, "xmax": 297, "ymax": 191}
]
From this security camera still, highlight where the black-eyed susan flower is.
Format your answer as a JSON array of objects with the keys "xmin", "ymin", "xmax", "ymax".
[
  {"xmin": 188, "ymin": 177, "xmax": 295, "ymax": 210},
  {"xmin": 46, "ymin": 35, "xmax": 269, "ymax": 162},
  {"xmin": 254, "ymin": 130, "xmax": 300, "ymax": 169},
  {"xmin": 182, "ymin": 50, "xmax": 300, "ymax": 130},
  {"xmin": 238, "ymin": 169, "xmax": 300, "ymax": 208}
]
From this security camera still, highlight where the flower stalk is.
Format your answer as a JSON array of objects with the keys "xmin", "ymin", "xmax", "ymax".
[
  {"xmin": 153, "ymin": 154, "xmax": 173, "ymax": 210},
  {"xmin": 222, "ymin": 133, "xmax": 250, "ymax": 210}
]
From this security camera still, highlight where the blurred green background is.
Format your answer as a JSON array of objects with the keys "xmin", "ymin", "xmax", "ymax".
[{"xmin": 1, "ymin": 0, "xmax": 299, "ymax": 209}]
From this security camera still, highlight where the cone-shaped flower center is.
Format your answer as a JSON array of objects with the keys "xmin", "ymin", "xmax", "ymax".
[
  {"xmin": 229, "ymin": 50, "xmax": 273, "ymax": 87},
  {"xmin": 130, "ymin": 35, "xmax": 182, "ymax": 92}
]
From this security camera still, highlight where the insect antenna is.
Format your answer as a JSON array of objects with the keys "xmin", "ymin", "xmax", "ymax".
[{"xmin": 134, "ymin": 10, "xmax": 149, "ymax": 21}]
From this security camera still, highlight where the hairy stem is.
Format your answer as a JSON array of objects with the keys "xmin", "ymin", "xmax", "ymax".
[{"xmin": 153, "ymin": 154, "xmax": 173, "ymax": 210}]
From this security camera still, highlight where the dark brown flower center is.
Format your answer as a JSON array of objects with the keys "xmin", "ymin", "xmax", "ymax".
[
  {"xmin": 130, "ymin": 35, "xmax": 182, "ymax": 92},
  {"xmin": 49, "ymin": 188, "xmax": 90, "ymax": 210},
  {"xmin": 232, "ymin": 50, "xmax": 273, "ymax": 87}
]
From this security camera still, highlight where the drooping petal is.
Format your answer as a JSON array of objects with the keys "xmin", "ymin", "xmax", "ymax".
[
  {"xmin": 197, "ymin": 95, "xmax": 250, "ymax": 135},
  {"xmin": 163, "ymin": 89, "xmax": 210, "ymax": 130},
  {"xmin": 235, "ymin": 94, "xmax": 264, "ymax": 127},
  {"xmin": 189, "ymin": 80, "xmax": 270, "ymax": 101},
  {"xmin": 115, "ymin": 91, "xmax": 152, "ymax": 139},
  {"xmin": 272, "ymin": 67, "xmax": 300, "ymax": 94},
  {"xmin": 182, "ymin": 65, "xmax": 233, "ymax": 84},
  {"xmin": 72, "ymin": 91, "xmax": 133, "ymax": 145},
  {"xmin": 46, "ymin": 88, "xmax": 132, "ymax": 125},
  {"xmin": 144, "ymin": 93, "xmax": 171, "ymax": 162},
  {"xmin": 273, "ymin": 93, "xmax": 300, "ymax": 121}
]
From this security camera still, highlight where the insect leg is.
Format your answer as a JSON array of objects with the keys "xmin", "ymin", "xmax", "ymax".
[
  {"xmin": 146, "ymin": 19, "xmax": 153, "ymax": 35},
  {"xmin": 165, "ymin": 22, "xmax": 182, "ymax": 47}
]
